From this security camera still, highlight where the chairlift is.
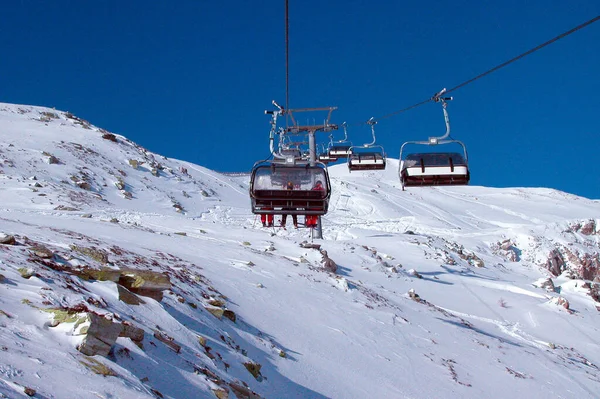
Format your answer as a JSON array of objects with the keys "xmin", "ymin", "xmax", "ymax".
[
  {"xmin": 327, "ymin": 122, "xmax": 353, "ymax": 160},
  {"xmin": 250, "ymin": 160, "xmax": 331, "ymax": 216},
  {"xmin": 398, "ymin": 89, "xmax": 470, "ymax": 190},
  {"xmin": 347, "ymin": 118, "xmax": 386, "ymax": 172},
  {"xmin": 318, "ymin": 143, "xmax": 333, "ymax": 164},
  {"xmin": 250, "ymin": 101, "xmax": 332, "ymax": 216}
]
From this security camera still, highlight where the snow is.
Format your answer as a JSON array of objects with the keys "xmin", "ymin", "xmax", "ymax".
[{"xmin": 0, "ymin": 102, "xmax": 600, "ymax": 398}]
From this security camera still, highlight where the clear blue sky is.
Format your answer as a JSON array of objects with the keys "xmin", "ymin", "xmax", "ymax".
[{"xmin": 2, "ymin": 1, "xmax": 599, "ymax": 198}]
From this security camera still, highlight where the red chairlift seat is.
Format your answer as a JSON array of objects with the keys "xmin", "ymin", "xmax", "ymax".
[{"xmin": 250, "ymin": 162, "xmax": 331, "ymax": 216}]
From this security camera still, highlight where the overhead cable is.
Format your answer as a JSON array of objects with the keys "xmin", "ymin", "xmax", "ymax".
[{"xmin": 361, "ymin": 14, "xmax": 600, "ymax": 126}]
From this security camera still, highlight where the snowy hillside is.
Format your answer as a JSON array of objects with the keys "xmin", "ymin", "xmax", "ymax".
[{"xmin": 1, "ymin": 103, "xmax": 600, "ymax": 399}]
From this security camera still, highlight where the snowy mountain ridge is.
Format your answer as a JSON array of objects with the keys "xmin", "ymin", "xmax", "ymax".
[{"xmin": 0, "ymin": 102, "xmax": 599, "ymax": 399}]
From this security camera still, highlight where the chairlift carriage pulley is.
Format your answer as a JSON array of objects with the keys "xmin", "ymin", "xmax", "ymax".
[
  {"xmin": 347, "ymin": 117, "xmax": 387, "ymax": 172},
  {"xmin": 398, "ymin": 89, "xmax": 470, "ymax": 189}
]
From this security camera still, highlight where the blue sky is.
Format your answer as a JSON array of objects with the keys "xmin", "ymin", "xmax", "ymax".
[{"xmin": 2, "ymin": 1, "xmax": 599, "ymax": 198}]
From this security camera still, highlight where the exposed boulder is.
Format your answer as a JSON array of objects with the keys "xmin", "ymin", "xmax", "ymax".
[
  {"xmin": 29, "ymin": 245, "xmax": 54, "ymax": 259},
  {"xmin": 580, "ymin": 220, "xmax": 596, "ymax": 235},
  {"xmin": 408, "ymin": 288, "xmax": 420, "ymax": 301},
  {"xmin": 407, "ymin": 269, "xmax": 422, "ymax": 279},
  {"xmin": 549, "ymin": 297, "xmax": 570, "ymax": 311},
  {"xmin": 102, "ymin": 133, "xmax": 118, "ymax": 142},
  {"xmin": 77, "ymin": 266, "xmax": 121, "ymax": 282},
  {"xmin": 320, "ymin": 249, "xmax": 337, "ymax": 273},
  {"xmin": 76, "ymin": 313, "xmax": 122, "ymax": 357},
  {"xmin": 117, "ymin": 285, "xmax": 145, "ymax": 305},
  {"xmin": 0, "ymin": 234, "xmax": 16, "ymax": 245},
  {"xmin": 494, "ymin": 239, "xmax": 520, "ymax": 262},
  {"xmin": 229, "ymin": 382, "xmax": 263, "ymax": 399},
  {"xmin": 545, "ymin": 249, "xmax": 566, "ymax": 277},
  {"xmin": 118, "ymin": 270, "xmax": 171, "ymax": 301},
  {"xmin": 120, "ymin": 321, "xmax": 145, "ymax": 345},
  {"xmin": 70, "ymin": 245, "xmax": 109, "ymax": 264}
]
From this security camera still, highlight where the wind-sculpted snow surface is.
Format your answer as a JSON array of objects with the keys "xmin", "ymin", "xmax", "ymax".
[{"xmin": 0, "ymin": 103, "xmax": 600, "ymax": 398}]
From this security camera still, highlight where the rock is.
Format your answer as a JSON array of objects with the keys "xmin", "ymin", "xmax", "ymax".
[
  {"xmin": 229, "ymin": 382, "xmax": 263, "ymax": 399},
  {"xmin": 223, "ymin": 310, "xmax": 236, "ymax": 323},
  {"xmin": 70, "ymin": 245, "xmax": 109, "ymax": 264},
  {"xmin": 550, "ymin": 297, "xmax": 570, "ymax": 310},
  {"xmin": 77, "ymin": 267, "xmax": 121, "ymax": 282},
  {"xmin": 533, "ymin": 277, "xmax": 555, "ymax": 292},
  {"xmin": 243, "ymin": 362, "xmax": 262, "ymax": 380},
  {"xmin": 580, "ymin": 220, "xmax": 596, "ymax": 236},
  {"xmin": 408, "ymin": 288, "xmax": 420, "ymax": 300},
  {"xmin": 120, "ymin": 322, "xmax": 144, "ymax": 344},
  {"xmin": 213, "ymin": 388, "xmax": 229, "ymax": 399},
  {"xmin": 153, "ymin": 331, "xmax": 180, "ymax": 353},
  {"xmin": 205, "ymin": 306, "xmax": 224, "ymax": 319},
  {"xmin": 0, "ymin": 234, "xmax": 16, "ymax": 245},
  {"xmin": 102, "ymin": 133, "xmax": 118, "ymax": 142},
  {"xmin": 18, "ymin": 268, "xmax": 35, "ymax": 279},
  {"xmin": 76, "ymin": 181, "xmax": 91, "ymax": 190},
  {"xmin": 545, "ymin": 249, "xmax": 565, "ymax": 277},
  {"xmin": 320, "ymin": 250, "xmax": 337, "ymax": 273},
  {"xmin": 77, "ymin": 313, "xmax": 122, "ymax": 357},
  {"xmin": 117, "ymin": 285, "xmax": 145, "ymax": 305},
  {"xmin": 54, "ymin": 205, "xmax": 78, "ymax": 211},
  {"xmin": 29, "ymin": 245, "xmax": 53, "ymax": 259},
  {"xmin": 300, "ymin": 242, "xmax": 321, "ymax": 249},
  {"xmin": 407, "ymin": 269, "xmax": 422, "ymax": 279},
  {"xmin": 322, "ymin": 257, "xmax": 337, "ymax": 273},
  {"xmin": 207, "ymin": 299, "xmax": 225, "ymax": 307},
  {"xmin": 118, "ymin": 270, "xmax": 171, "ymax": 301}
]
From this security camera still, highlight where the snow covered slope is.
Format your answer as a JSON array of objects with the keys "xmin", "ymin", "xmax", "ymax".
[{"xmin": 1, "ymin": 103, "xmax": 599, "ymax": 399}]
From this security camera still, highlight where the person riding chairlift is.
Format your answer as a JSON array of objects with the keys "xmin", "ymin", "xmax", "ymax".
[
  {"xmin": 280, "ymin": 181, "xmax": 298, "ymax": 229},
  {"xmin": 305, "ymin": 180, "xmax": 324, "ymax": 228}
]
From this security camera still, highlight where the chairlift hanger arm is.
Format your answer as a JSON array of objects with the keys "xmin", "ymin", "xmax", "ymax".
[
  {"xmin": 265, "ymin": 103, "xmax": 285, "ymax": 155},
  {"xmin": 363, "ymin": 117, "xmax": 378, "ymax": 147},
  {"xmin": 428, "ymin": 89, "xmax": 452, "ymax": 143}
]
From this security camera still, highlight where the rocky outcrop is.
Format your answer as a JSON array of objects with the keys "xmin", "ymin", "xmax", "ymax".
[
  {"xmin": 568, "ymin": 219, "xmax": 597, "ymax": 236},
  {"xmin": 492, "ymin": 239, "xmax": 520, "ymax": 262},
  {"xmin": 545, "ymin": 249, "xmax": 566, "ymax": 277},
  {"xmin": 562, "ymin": 248, "xmax": 600, "ymax": 282},
  {"xmin": 48, "ymin": 309, "xmax": 145, "ymax": 356}
]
